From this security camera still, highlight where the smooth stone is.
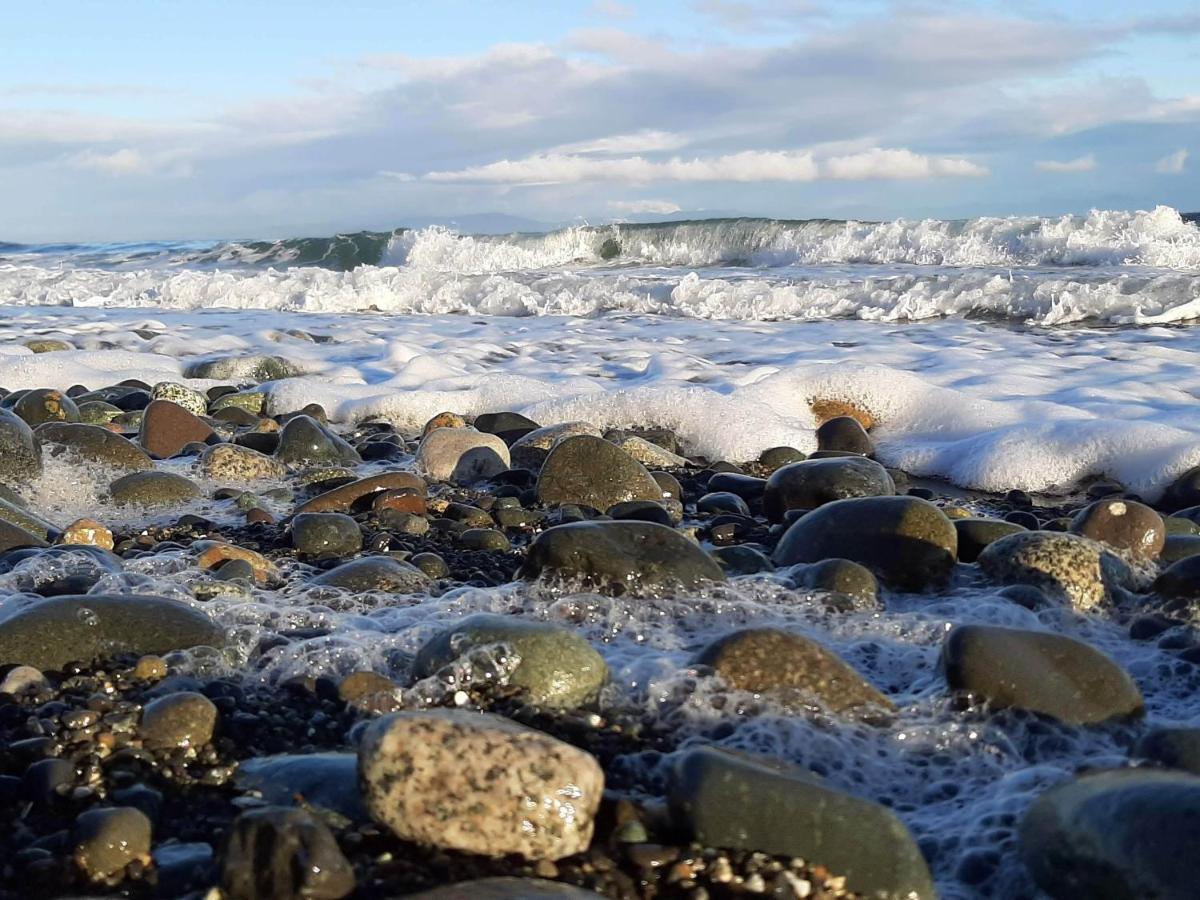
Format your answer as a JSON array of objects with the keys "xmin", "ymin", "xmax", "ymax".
[
  {"xmin": 194, "ymin": 541, "xmax": 279, "ymax": 584},
  {"xmin": 706, "ymin": 471, "xmax": 767, "ymax": 501},
  {"xmin": 458, "ymin": 527, "xmax": 511, "ymax": 551},
  {"xmin": 184, "ymin": 354, "xmax": 302, "ymax": 381},
  {"xmin": 473, "ymin": 411, "xmax": 540, "ymax": 442},
  {"xmin": 1163, "ymin": 515, "xmax": 1200, "ymax": 535},
  {"xmin": 414, "ymin": 614, "xmax": 608, "ymax": 709},
  {"xmin": 0, "ymin": 594, "xmax": 224, "ymax": 670},
  {"xmin": 0, "ymin": 408, "xmax": 43, "ymax": 484},
  {"xmin": 139, "ymin": 691, "xmax": 218, "ymax": 750},
  {"xmin": 309, "ymin": 556, "xmax": 429, "ymax": 592},
  {"xmin": 416, "ymin": 427, "xmax": 511, "ymax": 484},
  {"xmin": 209, "ymin": 391, "xmax": 268, "ymax": 415},
  {"xmin": 815, "ymin": 415, "xmax": 873, "ymax": 455},
  {"xmin": 199, "ymin": 443, "xmax": 287, "ymax": 482},
  {"xmin": 710, "ymin": 544, "xmax": 774, "ymax": 574},
  {"xmin": 35, "ymin": 422, "xmax": 153, "ymax": 473},
  {"xmin": 941, "ymin": 624, "xmax": 1143, "ymax": 724},
  {"xmin": 758, "ymin": 446, "xmax": 806, "ymax": 472},
  {"xmin": 137, "ymin": 399, "xmax": 215, "ymax": 459},
  {"xmin": 535, "ymin": 435, "xmax": 662, "ymax": 511},
  {"xmin": 791, "ymin": 558, "xmax": 880, "ymax": 607},
  {"xmin": 77, "ymin": 400, "xmax": 124, "ymax": 425},
  {"xmin": 522, "ymin": 520, "xmax": 726, "ymax": 592},
  {"xmin": 235, "ymin": 753, "xmax": 367, "ymax": 822},
  {"xmin": 694, "ymin": 627, "xmax": 892, "ymax": 712},
  {"xmin": 358, "ymin": 710, "xmax": 604, "ymax": 860},
  {"xmin": 1162, "ymin": 466, "xmax": 1200, "ymax": 512},
  {"xmin": 762, "ymin": 457, "xmax": 895, "ymax": 522},
  {"xmin": 509, "ymin": 422, "xmax": 602, "ymax": 469},
  {"xmin": 669, "ymin": 748, "xmax": 934, "ymax": 900},
  {"xmin": 954, "ymin": 517, "xmax": 1027, "ymax": 563},
  {"xmin": 697, "ymin": 491, "xmax": 751, "ymax": 516},
  {"xmin": 1020, "ymin": 768, "xmax": 1200, "ymax": 900},
  {"xmin": 0, "ymin": 496, "xmax": 59, "ymax": 540},
  {"xmin": 1070, "ymin": 498, "xmax": 1165, "ymax": 560},
  {"xmin": 73, "ymin": 807, "xmax": 152, "ymax": 881},
  {"xmin": 151, "ymin": 382, "xmax": 208, "ymax": 417},
  {"xmin": 338, "ymin": 671, "xmax": 402, "ymax": 713},
  {"xmin": 220, "ymin": 806, "xmax": 354, "ymax": 900},
  {"xmin": 291, "ymin": 512, "xmax": 362, "ymax": 557},
  {"xmin": 1153, "ymin": 555, "xmax": 1200, "ymax": 599},
  {"xmin": 650, "ymin": 470, "xmax": 682, "ymax": 500},
  {"xmin": 409, "ymin": 552, "xmax": 448, "ymax": 579},
  {"xmin": 24, "ymin": 339, "xmax": 72, "ymax": 353},
  {"xmin": 274, "ymin": 415, "xmax": 361, "ymax": 468},
  {"xmin": 606, "ymin": 499, "xmax": 673, "ymax": 526},
  {"xmin": 610, "ymin": 434, "xmax": 688, "ymax": 468},
  {"xmin": 0, "ymin": 519, "xmax": 48, "ymax": 552},
  {"xmin": 976, "ymin": 531, "xmax": 1134, "ymax": 611},
  {"xmin": 1133, "ymin": 728, "xmax": 1200, "ymax": 774},
  {"xmin": 773, "ymin": 496, "xmax": 957, "ymax": 590},
  {"xmin": 294, "ymin": 472, "xmax": 426, "ymax": 514},
  {"xmin": 13, "ymin": 388, "xmax": 80, "ymax": 427},
  {"xmin": 109, "ymin": 471, "xmax": 202, "ymax": 508},
  {"xmin": 403, "ymin": 878, "xmax": 604, "ymax": 899},
  {"xmin": 1159, "ymin": 534, "xmax": 1200, "ymax": 563},
  {"xmin": 0, "ymin": 665, "xmax": 50, "ymax": 697}
]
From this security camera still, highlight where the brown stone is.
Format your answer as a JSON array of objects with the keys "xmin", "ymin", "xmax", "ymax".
[
  {"xmin": 294, "ymin": 472, "xmax": 427, "ymax": 514},
  {"xmin": 338, "ymin": 671, "xmax": 401, "ymax": 713},
  {"xmin": 1070, "ymin": 498, "xmax": 1165, "ymax": 561},
  {"xmin": 422, "ymin": 411, "xmax": 467, "ymax": 435},
  {"xmin": 246, "ymin": 507, "xmax": 275, "ymax": 525},
  {"xmin": 58, "ymin": 518, "xmax": 114, "ymax": 550},
  {"xmin": 138, "ymin": 399, "xmax": 215, "ymax": 458},
  {"xmin": 194, "ymin": 540, "xmax": 279, "ymax": 584},
  {"xmin": 372, "ymin": 490, "xmax": 427, "ymax": 516}
]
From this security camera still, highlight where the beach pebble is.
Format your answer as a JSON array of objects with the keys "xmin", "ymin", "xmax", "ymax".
[
  {"xmin": 220, "ymin": 806, "xmax": 354, "ymax": 900},
  {"xmin": 0, "ymin": 519, "xmax": 47, "ymax": 552},
  {"xmin": 199, "ymin": 443, "xmax": 287, "ymax": 482},
  {"xmin": 338, "ymin": 671, "xmax": 401, "ymax": 714},
  {"xmin": 410, "ymin": 551, "xmax": 449, "ymax": 578},
  {"xmin": 941, "ymin": 624, "xmax": 1143, "ymax": 724},
  {"xmin": 697, "ymin": 491, "xmax": 751, "ymax": 516},
  {"xmin": 109, "ymin": 470, "xmax": 202, "ymax": 508},
  {"xmin": 296, "ymin": 471, "xmax": 426, "ymax": 514},
  {"xmin": 77, "ymin": 399, "xmax": 124, "ymax": 424},
  {"xmin": 0, "ymin": 496, "xmax": 58, "ymax": 540},
  {"xmin": 194, "ymin": 540, "xmax": 279, "ymax": 583},
  {"xmin": 694, "ymin": 627, "xmax": 893, "ymax": 712},
  {"xmin": 36, "ymin": 421, "xmax": 153, "ymax": 472},
  {"xmin": 1163, "ymin": 465, "xmax": 1200, "ymax": 512},
  {"xmin": 416, "ymin": 427, "xmax": 511, "ymax": 483},
  {"xmin": 309, "ymin": 556, "xmax": 429, "ymax": 592},
  {"xmin": 762, "ymin": 457, "xmax": 895, "ymax": 522},
  {"xmin": 772, "ymin": 496, "xmax": 957, "ymax": 590},
  {"xmin": 510, "ymin": 422, "xmax": 602, "ymax": 469},
  {"xmin": 0, "ymin": 408, "xmax": 43, "ymax": 484},
  {"xmin": 757, "ymin": 445, "xmax": 806, "ymax": 472},
  {"xmin": 976, "ymin": 531, "xmax": 1134, "ymax": 611},
  {"xmin": 1069, "ymin": 498, "xmax": 1165, "ymax": 560},
  {"xmin": 209, "ymin": 390, "xmax": 268, "ymax": 415},
  {"xmin": 73, "ymin": 807, "xmax": 152, "ymax": 882},
  {"xmin": 522, "ymin": 520, "xmax": 726, "ymax": 592},
  {"xmin": 139, "ymin": 691, "xmax": 218, "ymax": 750},
  {"xmin": 1020, "ymin": 768, "xmax": 1200, "ymax": 900},
  {"xmin": 138, "ymin": 399, "xmax": 215, "ymax": 458},
  {"xmin": 536, "ymin": 435, "xmax": 662, "ymax": 511},
  {"xmin": 151, "ymin": 381, "xmax": 208, "ymax": 417},
  {"xmin": 274, "ymin": 415, "xmax": 361, "ymax": 467},
  {"xmin": 473, "ymin": 411, "xmax": 540, "ymax": 443},
  {"xmin": 0, "ymin": 665, "xmax": 50, "ymax": 697},
  {"xmin": 609, "ymin": 434, "xmax": 689, "ymax": 468},
  {"xmin": 358, "ymin": 710, "xmax": 604, "ymax": 860},
  {"xmin": 458, "ymin": 527, "xmax": 511, "ymax": 551},
  {"xmin": 815, "ymin": 415, "xmax": 873, "ymax": 455},
  {"xmin": 1159, "ymin": 534, "xmax": 1200, "ymax": 564},
  {"xmin": 24, "ymin": 339, "xmax": 72, "ymax": 353},
  {"xmin": 415, "ymin": 614, "xmax": 608, "ymax": 708},
  {"xmin": 13, "ymin": 388, "xmax": 80, "ymax": 427},
  {"xmin": 1133, "ymin": 727, "xmax": 1200, "ymax": 774},
  {"xmin": 1153, "ymin": 554, "xmax": 1200, "ymax": 599},
  {"xmin": 291, "ymin": 512, "xmax": 362, "ymax": 557},
  {"xmin": 184, "ymin": 354, "xmax": 302, "ymax": 381},
  {"xmin": 954, "ymin": 517, "xmax": 1027, "ymax": 563},
  {"xmin": 235, "ymin": 753, "xmax": 367, "ymax": 821},
  {"xmin": 790, "ymin": 557, "xmax": 880, "ymax": 607},
  {"xmin": 421, "ymin": 410, "xmax": 468, "ymax": 434},
  {"xmin": 669, "ymin": 747, "xmax": 933, "ymax": 900},
  {"xmin": 59, "ymin": 518, "xmax": 115, "ymax": 550},
  {"xmin": 607, "ymin": 499, "xmax": 674, "ymax": 525},
  {"xmin": 710, "ymin": 544, "xmax": 774, "ymax": 574}
]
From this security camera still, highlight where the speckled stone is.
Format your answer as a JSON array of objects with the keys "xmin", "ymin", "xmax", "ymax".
[
  {"xmin": 151, "ymin": 382, "xmax": 209, "ymax": 417},
  {"xmin": 309, "ymin": 556, "xmax": 429, "ymax": 592},
  {"xmin": 24, "ymin": 339, "xmax": 72, "ymax": 353},
  {"xmin": 977, "ymin": 531, "xmax": 1135, "ymax": 611},
  {"xmin": 77, "ymin": 400, "xmax": 124, "ymax": 425},
  {"xmin": 416, "ymin": 427, "xmax": 511, "ymax": 484},
  {"xmin": 510, "ymin": 422, "xmax": 603, "ymax": 470},
  {"xmin": 109, "ymin": 471, "xmax": 202, "ymax": 508},
  {"xmin": 73, "ymin": 807, "xmax": 152, "ymax": 881},
  {"xmin": 358, "ymin": 710, "xmax": 604, "ymax": 860},
  {"xmin": 139, "ymin": 691, "xmax": 218, "ymax": 750},
  {"xmin": 35, "ymin": 422, "xmax": 153, "ymax": 473},
  {"xmin": 209, "ymin": 391, "xmax": 267, "ymax": 415},
  {"xmin": 414, "ymin": 614, "xmax": 608, "ymax": 709},
  {"xmin": 0, "ymin": 408, "xmax": 42, "ymax": 485},
  {"xmin": 694, "ymin": 627, "xmax": 893, "ymax": 713},
  {"xmin": 422, "ymin": 411, "xmax": 468, "ymax": 434},
  {"xmin": 13, "ymin": 388, "xmax": 80, "ymax": 427},
  {"xmin": 942, "ymin": 624, "xmax": 1143, "ymax": 724},
  {"xmin": 59, "ymin": 518, "xmax": 115, "ymax": 550},
  {"xmin": 1069, "ymin": 498, "xmax": 1165, "ymax": 561},
  {"xmin": 184, "ymin": 354, "xmax": 302, "ymax": 381},
  {"xmin": 199, "ymin": 443, "xmax": 287, "ymax": 482},
  {"xmin": 535, "ymin": 436, "xmax": 662, "ymax": 511}
]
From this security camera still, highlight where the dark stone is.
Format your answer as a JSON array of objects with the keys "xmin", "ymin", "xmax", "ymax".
[
  {"xmin": 0, "ymin": 408, "xmax": 42, "ymax": 485},
  {"xmin": 606, "ymin": 500, "xmax": 673, "ymax": 526},
  {"xmin": 954, "ymin": 518, "xmax": 1027, "ymax": 563},
  {"xmin": 234, "ymin": 753, "xmax": 367, "ymax": 822},
  {"xmin": 815, "ymin": 415, "xmax": 873, "ymax": 455},
  {"xmin": 1154, "ymin": 555, "xmax": 1200, "ymax": 599},
  {"xmin": 220, "ymin": 806, "xmax": 354, "ymax": 900},
  {"xmin": 697, "ymin": 491, "xmax": 751, "ymax": 516},
  {"xmin": 275, "ymin": 415, "xmax": 361, "ymax": 468},
  {"xmin": 309, "ymin": 556, "xmax": 429, "ymax": 592},
  {"xmin": 705, "ymin": 472, "xmax": 767, "ymax": 501},
  {"xmin": 763, "ymin": 457, "xmax": 894, "ymax": 522},
  {"xmin": 535, "ymin": 435, "xmax": 661, "ymax": 511},
  {"xmin": 291, "ymin": 512, "xmax": 362, "ymax": 558}
]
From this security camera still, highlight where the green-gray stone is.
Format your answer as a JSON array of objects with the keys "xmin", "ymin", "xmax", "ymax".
[
  {"xmin": 35, "ymin": 422, "xmax": 153, "ymax": 473},
  {"xmin": 710, "ymin": 544, "xmax": 773, "ymax": 575},
  {"xmin": 0, "ymin": 519, "xmax": 48, "ymax": 552},
  {"xmin": 151, "ymin": 382, "xmax": 208, "ymax": 417},
  {"xmin": 310, "ymin": 556, "xmax": 429, "ymax": 592},
  {"xmin": 414, "ymin": 613, "xmax": 607, "ymax": 708},
  {"xmin": 12, "ymin": 388, "xmax": 80, "ymax": 428},
  {"xmin": 77, "ymin": 400, "xmax": 124, "ymax": 425},
  {"xmin": 1159, "ymin": 534, "xmax": 1200, "ymax": 563},
  {"xmin": 458, "ymin": 528, "xmax": 511, "ymax": 551},
  {"xmin": 0, "ymin": 408, "xmax": 42, "ymax": 485},
  {"xmin": 209, "ymin": 391, "xmax": 267, "ymax": 415},
  {"xmin": 291, "ymin": 512, "xmax": 362, "ymax": 557},
  {"xmin": 763, "ymin": 457, "xmax": 895, "ymax": 522},
  {"xmin": 954, "ymin": 517, "xmax": 1027, "ymax": 563},
  {"xmin": 109, "ymin": 471, "xmax": 202, "ymax": 508},
  {"xmin": 184, "ymin": 355, "xmax": 302, "ymax": 382},
  {"xmin": 275, "ymin": 416, "xmax": 361, "ymax": 468},
  {"xmin": 791, "ymin": 557, "xmax": 880, "ymax": 607},
  {"xmin": 535, "ymin": 435, "xmax": 661, "ymax": 511},
  {"xmin": 0, "ymin": 497, "xmax": 58, "ymax": 541}
]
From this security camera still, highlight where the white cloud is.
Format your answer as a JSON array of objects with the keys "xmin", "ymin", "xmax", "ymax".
[
  {"xmin": 1155, "ymin": 148, "xmax": 1188, "ymax": 174},
  {"xmin": 420, "ymin": 147, "xmax": 987, "ymax": 184},
  {"xmin": 1034, "ymin": 154, "xmax": 1097, "ymax": 173},
  {"xmin": 66, "ymin": 148, "xmax": 193, "ymax": 177},
  {"xmin": 552, "ymin": 130, "xmax": 689, "ymax": 155},
  {"xmin": 609, "ymin": 199, "xmax": 683, "ymax": 214}
]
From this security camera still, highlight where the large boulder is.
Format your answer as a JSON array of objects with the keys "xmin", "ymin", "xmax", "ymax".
[
  {"xmin": 535, "ymin": 435, "xmax": 661, "ymax": 511},
  {"xmin": 977, "ymin": 531, "xmax": 1134, "ymax": 611},
  {"xmin": 772, "ymin": 496, "xmax": 956, "ymax": 590},
  {"xmin": 357, "ymin": 710, "xmax": 604, "ymax": 860},
  {"xmin": 941, "ymin": 624, "xmax": 1143, "ymax": 724},
  {"xmin": 521, "ymin": 521, "xmax": 726, "ymax": 592},
  {"xmin": 763, "ymin": 457, "xmax": 894, "ymax": 523},
  {"xmin": 669, "ymin": 748, "xmax": 934, "ymax": 900}
]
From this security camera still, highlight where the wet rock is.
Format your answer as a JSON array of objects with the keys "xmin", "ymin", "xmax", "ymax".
[
  {"xmin": 24, "ymin": 339, "xmax": 72, "ymax": 353},
  {"xmin": 610, "ymin": 434, "xmax": 688, "ymax": 468},
  {"xmin": 1133, "ymin": 728, "xmax": 1200, "ymax": 774},
  {"xmin": 606, "ymin": 499, "xmax": 674, "ymax": 526},
  {"xmin": 137, "ymin": 399, "xmax": 215, "ymax": 459},
  {"xmin": 0, "ymin": 496, "xmax": 58, "ymax": 540},
  {"xmin": 697, "ymin": 491, "xmax": 751, "ymax": 516},
  {"xmin": 13, "ymin": 388, "xmax": 80, "ymax": 427},
  {"xmin": 773, "ymin": 496, "xmax": 957, "ymax": 590},
  {"xmin": 474, "ymin": 411, "xmax": 540, "ymax": 443},
  {"xmin": 1162, "ymin": 466, "xmax": 1200, "ymax": 512},
  {"xmin": 941, "ymin": 624, "xmax": 1143, "ymax": 724},
  {"xmin": 139, "ymin": 691, "xmax": 218, "ymax": 750},
  {"xmin": 235, "ymin": 753, "xmax": 367, "ymax": 822},
  {"xmin": 757, "ymin": 446, "xmax": 806, "ymax": 473},
  {"xmin": 0, "ymin": 519, "xmax": 48, "ymax": 552},
  {"xmin": 422, "ymin": 411, "xmax": 468, "ymax": 434},
  {"xmin": 36, "ymin": 421, "xmax": 154, "ymax": 473},
  {"xmin": 151, "ymin": 382, "xmax": 208, "ymax": 417},
  {"xmin": 185, "ymin": 354, "xmax": 302, "ymax": 381},
  {"xmin": 109, "ymin": 471, "xmax": 202, "ymax": 508},
  {"xmin": 694, "ymin": 627, "xmax": 892, "ymax": 712},
  {"xmin": 710, "ymin": 544, "xmax": 774, "ymax": 574},
  {"xmin": 194, "ymin": 540, "xmax": 279, "ymax": 584},
  {"xmin": 763, "ymin": 457, "xmax": 895, "ymax": 522},
  {"xmin": 358, "ymin": 710, "xmax": 604, "ymax": 860},
  {"xmin": 791, "ymin": 558, "xmax": 880, "ymax": 607},
  {"xmin": 815, "ymin": 415, "xmax": 873, "ymax": 455},
  {"xmin": 1020, "ymin": 768, "xmax": 1200, "ymax": 900},
  {"xmin": 0, "ymin": 665, "xmax": 50, "ymax": 697},
  {"xmin": 1153, "ymin": 555, "xmax": 1200, "ymax": 599},
  {"xmin": 954, "ymin": 517, "xmax": 1027, "ymax": 563},
  {"xmin": 295, "ymin": 472, "xmax": 425, "ymax": 514},
  {"xmin": 77, "ymin": 400, "xmax": 124, "ymax": 425},
  {"xmin": 536, "ymin": 435, "xmax": 662, "ymax": 511},
  {"xmin": 0, "ymin": 594, "xmax": 224, "ymax": 670},
  {"xmin": 199, "ymin": 443, "xmax": 287, "ymax": 482},
  {"xmin": 73, "ymin": 807, "xmax": 152, "ymax": 882},
  {"xmin": 976, "ymin": 531, "xmax": 1134, "ymax": 611},
  {"xmin": 522, "ymin": 520, "xmax": 726, "ymax": 592},
  {"xmin": 410, "ymin": 552, "xmax": 449, "ymax": 579},
  {"xmin": 459, "ymin": 527, "xmax": 511, "ymax": 551},
  {"xmin": 220, "ymin": 806, "xmax": 354, "ymax": 900},
  {"xmin": 310, "ymin": 556, "xmax": 429, "ymax": 592},
  {"xmin": 650, "ymin": 470, "xmax": 682, "ymax": 500},
  {"xmin": 59, "ymin": 518, "xmax": 115, "ymax": 550},
  {"xmin": 1159, "ymin": 534, "xmax": 1200, "ymax": 563},
  {"xmin": 291, "ymin": 512, "xmax": 362, "ymax": 558},
  {"xmin": 1070, "ymin": 498, "xmax": 1165, "ymax": 560},
  {"xmin": 275, "ymin": 415, "xmax": 361, "ymax": 468},
  {"xmin": 0, "ymin": 407, "xmax": 42, "ymax": 484},
  {"xmin": 210, "ymin": 390, "xmax": 268, "ymax": 416},
  {"xmin": 669, "ymin": 747, "xmax": 934, "ymax": 900},
  {"xmin": 415, "ymin": 614, "xmax": 607, "ymax": 709},
  {"xmin": 338, "ymin": 671, "xmax": 402, "ymax": 713},
  {"xmin": 416, "ymin": 427, "xmax": 511, "ymax": 484},
  {"xmin": 510, "ymin": 422, "xmax": 602, "ymax": 470}
]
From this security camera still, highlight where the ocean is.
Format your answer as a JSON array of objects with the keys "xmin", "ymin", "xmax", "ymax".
[{"xmin": 3, "ymin": 205, "xmax": 1200, "ymax": 897}]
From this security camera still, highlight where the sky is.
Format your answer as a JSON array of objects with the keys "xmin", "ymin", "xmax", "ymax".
[{"xmin": 2, "ymin": 0, "xmax": 1199, "ymax": 241}]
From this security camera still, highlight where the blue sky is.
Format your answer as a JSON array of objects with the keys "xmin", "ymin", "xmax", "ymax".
[{"xmin": 2, "ymin": 0, "xmax": 1199, "ymax": 240}]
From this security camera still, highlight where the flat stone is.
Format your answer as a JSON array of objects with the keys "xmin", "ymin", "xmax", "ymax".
[
  {"xmin": 763, "ymin": 457, "xmax": 895, "ymax": 522},
  {"xmin": 73, "ymin": 807, "xmax": 152, "ymax": 881},
  {"xmin": 536, "ymin": 435, "xmax": 662, "ymax": 511},
  {"xmin": 772, "ymin": 496, "xmax": 957, "ymax": 590},
  {"xmin": 0, "ymin": 519, "xmax": 48, "ymax": 552},
  {"xmin": 36, "ymin": 422, "xmax": 153, "ymax": 473},
  {"xmin": 0, "ymin": 594, "xmax": 224, "ymax": 671},
  {"xmin": 199, "ymin": 443, "xmax": 287, "ymax": 482},
  {"xmin": 0, "ymin": 408, "xmax": 42, "ymax": 485},
  {"xmin": 209, "ymin": 391, "xmax": 268, "ymax": 415},
  {"xmin": 220, "ymin": 806, "xmax": 354, "ymax": 900},
  {"xmin": 976, "ymin": 531, "xmax": 1134, "ymax": 611},
  {"xmin": 1070, "ymin": 498, "xmax": 1165, "ymax": 561},
  {"xmin": 139, "ymin": 691, "xmax": 218, "ymax": 750},
  {"xmin": 109, "ymin": 471, "xmax": 202, "ymax": 508},
  {"xmin": 138, "ymin": 400, "xmax": 215, "ymax": 458},
  {"xmin": 416, "ymin": 427, "xmax": 511, "ymax": 484},
  {"xmin": 669, "ymin": 747, "xmax": 933, "ymax": 900},
  {"xmin": 358, "ymin": 710, "xmax": 604, "ymax": 860},
  {"xmin": 941, "ymin": 624, "xmax": 1143, "ymax": 724},
  {"xmin": 24, "ymin": 339, "xmax": 72, "ymax": 353},
  {"xmin": 694, "ymin": 627, "xmax": 892, "ymax": 713},
  {"xmin": 295, "ymin": 472, "xmax": 426, "ymax": 514},
  {"xmin": 275, "ymin": 415, "xmax": 361, "ymax": 468},
  {"xmin": 310, "ymin": 556, "xmax": 429, "ymax": 592},
  {"xmin": 522, "ymin": 520, "xmax": 726, "ymax": 593},
  {"xmin": 0, "ymin": 496, "xmax": 58, "ymax": 540},
  {"xmin": 415, "ymin": 614, "xmax": 608, "ymax": 709}
]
